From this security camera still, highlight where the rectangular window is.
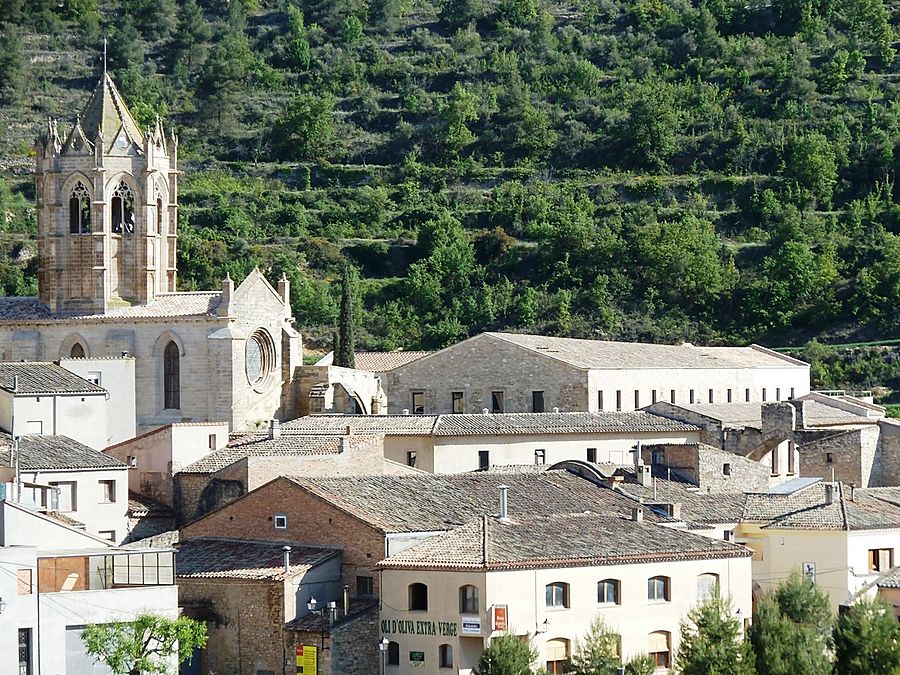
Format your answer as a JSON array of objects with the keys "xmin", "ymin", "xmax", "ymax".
[
  {"xmin": 776, "ymin": 387, "xmax": 781, "ymax": 401},
  {"xmin": 616, "ymin": 390, "xmax": 622, "ymax": 412},
  {"xmin": 869, "ymin": 548, "xmax": 894, "ymax": 573},
  {"xmin": 788, "ymin": 441, "xmax": 796, "ymax": 474},
  {"xmin": 406, "ymin": 451, "xmax": 417, "ymax": 468},
  {"xmin": 827, "ymin": 452, "xmax": 834, "ymax": 464},
  {"xmin": 727, "ymin": 389, "xmax": 733, "ymax": 403},
  {"xmin": 86, "ymin": 371, "xmax": 101, "ymax": 385},
  {"xmin": 545, "ymin": 582, "xmax": 569, "ymax": 608},
  {"xmin": 50, "ymin": 481, "xmax": 76, "ymax": 512},
  {"xmin": 652, "ymin": 390, "xmax": 657, "ymax": 404},
  {"xmin": 587, "ymin": 448, "xmax": 597, "ymax": 463},
  {"xmin": 670, "ymin": 389, "xmax": 676, "ymax": 403},
  {"xmin": 647, "ymin": 576, "xmax": 670, "ymax": 602},
  {"xmin": 708, "ymin": 389, "xmax": 714, "ymax": 403},
  {"xmin": 18, "ymin": 628, "xmax": 32, "ymax": 675},
  {"xmin": 762, "ymin": 388, "xmax": 767, "ymax": 402},
  {"xmin": 745, "ymin": 388, "xmax": 751, "ymax": 402},
  {"xmin": 25, "ymin": 420, "xmax": 43, "ymax": 435},
  {"xmin": 274, "ymin": 514, "xmax": 288, "ymax": 529},
  {"xmin": 452, "ymin": 392, "xmax": 464, "ymax": 414},
  {"xmin": 411, "ymin": 392, "xmax": 424, "ymax": 415},
  {"xmin": 491, "ymin": 391, "xmax": 504, "ymax": 413},
  {"xmin": 99, "ymin": 530, "xmax": 116, "ymax": 542},
  {"xmin": 689, "ymin": 390, "xmax": 695, "ymax": 404},
  {"xmin": 479, "ymin": 451, "xmax": 490, "ymax": 470},
  {"xmin": 439, "ymin": 644, "xmax": 454, "ymax": 668},
  {"xmin": 790, "ymin": 387, "xmax": 796, "ymax": 399},
  {"xmin": 208, "ymin": 434, "xmax": 216, "ymax": 450},
  {"xmin": 17, "ymin": 569, "xmax": 32, "ymax": 594},
  {"xmin": 532, "ymin": 391, "xmax": 545, "ymax": 413},
  {"xmin": 357, "ymin": 575, "xmax": 374, "ymax": 596},
  {"xmin": 634, "ymin": 390, "xmax": 640, "ymax": 409},
  {"xmin": 99, "ymin": 479, "xmax": 116, "ymax": 504},
  {"xmin": 598, "ymin": 391, "xmax": 603, "ymax": 411},
  {"xmin": 535, "ymin": 449, "xmax": 546, "ymax": 465},
  {"xmin": 723, "ymin": 463, "xmax": 732, "ymax": 476}
]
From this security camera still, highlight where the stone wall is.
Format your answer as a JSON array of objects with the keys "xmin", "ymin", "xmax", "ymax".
[
  {"xmin": 641, "ymin": 443, "xmax": 769, "ymax": 493},
  {"xmin": 285, "ymin": 605, "xmax": 380, "ymax": 675},
  {"xmin": 877, "ymin": 420, "xmax": 900, "ymax": 486},
  {"xmin": 799, "ymin": 428, "xmax": 870, "ymax": 485},
  {"xmin": 384, "ymin": 333, "xmax": 587, "ymax": 414},
  {"xmin": 180, "ymin": 478, "xmax": 387, "ymax": 596}
]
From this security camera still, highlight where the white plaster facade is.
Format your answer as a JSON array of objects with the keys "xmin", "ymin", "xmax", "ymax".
[
  {"xmin": 0, "ymin": 387, "xmax": 108, "ymax": 450},
  {"xmin": 59, "ymin": 356, "xmax": 136, "ymax": 445}
]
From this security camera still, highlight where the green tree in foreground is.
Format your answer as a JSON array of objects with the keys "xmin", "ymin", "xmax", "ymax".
[
  {"xmin": 569, "ymin": 616, "xmax": 621, "ymax": 674},
  {"xmin": 833, "ymin": 597, "xmax": 900, "ymax": 675},
  {"xmin": 748, "ymin": 572, "xmax": 833, "ymax": 675},
  {"xmin": 676, "ymin": 591, "xmax": 754, "ymax": 674},
  {"xmin": 335, "ymin": 263, "xmax": 356, "ymax": 368},
  {"xmin": 474, "ymin": 633, "xmax": 537, "ymax": 675},
  {"xmin": 82, "ymin": 614, "xmax": 208, "ymax": 675}
]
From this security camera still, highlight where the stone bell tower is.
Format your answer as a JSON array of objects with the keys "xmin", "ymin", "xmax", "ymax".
[{"xmin": 34, "ymin": 72, "xmax": 179, "ymax": 315}]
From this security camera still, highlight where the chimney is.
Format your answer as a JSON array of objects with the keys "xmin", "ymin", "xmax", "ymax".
[
  {"xmin": 345, "ymin": 425, "xmax": 353, "ymax": 436},
  {"xmin": 482, "ymin": 408, "xmax": 490, "ymax": 415},
  {"xmin": 278, "ymin": 272, "xmax": 291, "ymax": 316},
  {"xmin": 327, "ymin": 601, "xmax": 337, "ymax": 626},
  {"xmin": 269, "ymin": 419, "xmax": 281, "ymax": 440},
  {"xmin": 552, "ymin": 407, "xmax": 560, "ymax": 413},
  {"xmin": 120, "ymin": 351, "xmax": 128, "ymax": 358},
  {"xmin": 282, "ymin": 545, "xmax": 291, "ymax": 575},
  {"xmin": 12, "ymin": 375, "xmax": 18, "ymax": 393},
  {"xmin": 639, "ymin": 464, "xmax": 652, "ymax": 488},
  {"xmin": 634, "ymin": 440, "xmax": 642, "ymax": 472},
  {"xmin": 498, "ymin": 484, "xmax": 510, "ymax": 521},
  {"xmin": 402, "ymin": 409, "xmax": 410, "ymax": 415},
  {"xmin": 217, "ymin": 273, "xmax": 234, "ymax": 317},
  {"xmin": 825, "ymin": 483, "xmax": 835, "ymax": 505},
  {"xmin": 670, "ymin": 502, "xmax": 682, "ymax": 519},
  {"xmin": 631, "ymin": 506, "xmax": 644, "ymax": 523},
  {"xmin": 343, "ymin": 584, "xmax": 350, "ymax": 618},
  {"xmin": 848, "ymin": 484, "xmax": 855, "ymax": 501}
]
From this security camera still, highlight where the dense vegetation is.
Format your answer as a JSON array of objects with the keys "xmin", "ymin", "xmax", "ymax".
[{"xmin": 0, "ymin": 0, "xmax": 897, "ymax": 366}]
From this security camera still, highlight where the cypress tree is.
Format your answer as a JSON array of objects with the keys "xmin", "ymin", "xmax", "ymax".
[{"xmin": 336, "ymin": 264, "xmax": 355, "ymax": 368}]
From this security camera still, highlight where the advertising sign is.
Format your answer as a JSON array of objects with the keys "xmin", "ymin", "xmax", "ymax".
[
  {"xmin": 461, "ymin": 616, "xmax": 482, "ymax": 635},
  {"xmin": 410, "ymin": 650, "xmax": 425, "ymax": 667},
  {"xmin": 492, "ymin": 605, "xmax": 508, "ymax": 631},
  {"xmin": 296, "ymin": 645, "xmax": 317, "ymax": 675}
]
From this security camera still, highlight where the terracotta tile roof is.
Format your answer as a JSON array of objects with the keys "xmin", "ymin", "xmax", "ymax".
[
  {"xmin": 378, "ymin": 512, "xmax": 751, "ymax": 571},
  {"xmin": 179, "ymin": 434, "xmax": 346, "ymax": 474},
  {"xmin": 0, "ymin": 362, "xmax": 105, "ymax": 395},
  {"xmin": 679, "ymin": 401, "xmax": 870, "ymax": 430},
  {"xmin": 0, "ymin": 292, "xmax": 222, "ymax": 322},
  {"xmin": 876, "ymin": 567, "xmax": 900, "ymax": 589},
  {"xmin": 742, "ymin": 482, "xmax": 900, "ymax": 531},
  {"xmin": 485, "ymin": 333, "xmax": 806, "ymax": 370},
  {"xmin": 176, "ymin": 537, "xmax": 339, "ymax": 580},
  {"xmin": 127, "ymin": 491, "xmax": 174, "ymax": 516},
  {"xmin": 284, "ymin": 598, "xmax": 378, "ymax": 633},
  {"xmin": 282, "ymin": 411, "xmax": 697, "ymax": 437},
  {"xmin": 1, "ymin": 434, "xmax": 126, "ymax": 471},
  {"xmin": 353, "ymin": 351, "xmax": 433, "ymax": 372},
  {"xmin": 286, "ymin": 470, "xmax": 659, "ymax": 533}
]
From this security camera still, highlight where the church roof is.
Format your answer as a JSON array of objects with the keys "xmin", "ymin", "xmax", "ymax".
[
  {"xmin": 79, "ymin": 73, "xmax": 144, "ymax": 147},
  {"xmin": 0, "ymin": 293, "xmax": 222, "ymax": 322}
]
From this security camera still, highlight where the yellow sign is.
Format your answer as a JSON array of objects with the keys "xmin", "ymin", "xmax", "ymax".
[{"xmin": 296, "ymin": 645, "xmax": 317, "ymax": 674}]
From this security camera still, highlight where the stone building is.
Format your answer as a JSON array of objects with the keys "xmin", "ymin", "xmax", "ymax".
[
  {"xmin": 382, "ymin": 332, "xmax": 810, "ymax": 415},
  {"xmin": 0, "ymin": 73, "xmax": 302, "ymax": 432}
]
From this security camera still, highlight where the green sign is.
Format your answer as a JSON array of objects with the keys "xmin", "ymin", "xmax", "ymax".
[{"xmin": 410, "ymin": 651, "xmax": 425, "ymax": 667}]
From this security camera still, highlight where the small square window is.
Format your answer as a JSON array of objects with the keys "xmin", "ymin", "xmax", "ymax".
[
  {"xmin": 406, "ymin": 451, "xmax": 417, "ymax": 468},
  {"xmin": 826, "ymin": 453, "xmax": 834, "ymax": 464},
  {"xmin": 723, "ymin": 463, "xmax": 731, "ymax": 476},
  {"xmin": 586, "ymin": 448, "xmax": 597, "ymax": 463},
  {"xmin": 99, "ymin": 530, "xmax": 116, "ymax": 542},
  {"xmin": 274, "ymin": 514, "xmax": 288, "ymax": 529},
  {"xmin": 99, "ymin": 479, "xmax": 116, "ymax": 504},
  {"xmin": 126, "ymin": 455, "xmax": 137, "ymax": 468},
  {"xmin": 357, "ymin": 575, "xmax": 374, "ymax": 596}
]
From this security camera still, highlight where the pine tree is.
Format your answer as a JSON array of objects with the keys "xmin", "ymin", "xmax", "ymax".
[
  {"xmin": 833, "ymin": 597, "xmax": 900, "ymax": 675},
  {"xmin": 676, "ymin": 591, "xmax": 754, "ymax": 675},
  {"xmin": 335, "ymin": 263, "xmax": 355, "ymax": 368},
  {"xmin": 170, "ymin": 0, "xmax": 212, "ymax": 71},
  {"xmin": 0, "ymin": 22, "xmax": 25, "ymax": 105},
  {"xmin": 473, "ymin": 634, "xmax": 536, "ymax": 675},
  {"xmin": 569, "ymin": 616, "xmax": 622, "ymax": 675}
]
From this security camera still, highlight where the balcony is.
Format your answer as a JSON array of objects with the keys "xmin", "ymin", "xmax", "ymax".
[{"xmin": 38, "ymin": 550, "xmax": 175, "ymax": 593}]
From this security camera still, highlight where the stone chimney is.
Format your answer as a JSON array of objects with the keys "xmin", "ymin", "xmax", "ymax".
[
  {"xmin": 278, "ymin": 272, "xmax": 291, "ymax": 317},
  {"xmin": 789, "ymin": 399, "xmax": 808, "ymax": 430},
  {"xmin": 825, "ymin": 483, "xmax": 835, "ymax": 505},
  {"xmin": 498, "ymin": 484, "xmax": 510, "ymax": 521},
  {"xmin": 217, "ymin": 273, "xmax": 234, "ymax": 317},
  {"xmin": 268, "ymin": 419, "xmax": 281, "ymax": 440},
  {"xmin": 631, "ymin": 506, "xmax": 644, "ymax": 523}
]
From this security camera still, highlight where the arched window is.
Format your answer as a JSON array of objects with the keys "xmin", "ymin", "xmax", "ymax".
[
  {"xmin": 68, "ymin": 181, "xmax": 91, "ymax": 234},
  {"xmin": 408, "ymin": 582, "xmax": 428, "ymax": 611},
  {"xmin": 597, "ymin": 579, "xmax": 620, "ymax": 605},
  {"xmin": 648, "ymin": 631, "xmax": 671, "ymax": 669},
  {"xmin": 69, "ymin": 343, "xmax": 85, "ymax": 358},
  {"xmin": 544, "ymin": 638, "xmax": 570, "ymax": 675},
  {"xmin": 545, "ymin": 582, "xmax": 569, "ymax": 609},
  {"xmin": 439, "ymin": 644, "xmax": 453, "ymax": 668},
  {"xmin": 648, "ymin": 576, "xmax": 670, "ymax": 602},
  {"xmin": 156, "ymin": 196, "xmax": 164, "ymax": 234},
  {"xmin": 459, "ymin": 584, "xmax": 479, "ymax": 613},
  {"xmin": 163, "ymin": 341, "xmax": 180, "ymax": 410},
  {"xmin": 387, "ymin": 641, "xmax": 399, "ymax": 666},
  {"xmin": 697, "ymin": 573, "xmax": 720, "ymax": 602},
  {"xmin": 111, "ymin": 180, "xmax": 135, "ymax": 234}
]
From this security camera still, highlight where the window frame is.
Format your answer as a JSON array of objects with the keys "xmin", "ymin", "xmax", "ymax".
[
  {"xmin": 647, "ymin": 575, "xmax": 670, "ymax": 603},
  {"xmin": 274, "ymin": 514, "xmax": 288, "ymax": 530},
  {"xmin": 535, "ymin": 449, "xmax": 546, "ymax": 465},
  {"xmin": 356, "ymin": 575, "xmax": 374, "ymax": 597},
  {"xmin": 697, "ymin": 573, "xmax": 720, "ymax": 602},
  {"xmin": 532, "ymin": 390, "xmax": 545, "ymax": 413},
  {"xmin": 439, "ymin": 643, "xmax": 454, "ymax": 669},
  {"xmin": 478, "ymin": 450, "xmax": 490, "ymax": 470},
  {"xmin": 408, "ymin": 582, "xmax": 428, "ymax": 611},
  {"xmin": 411, "ymin": 391, "xmax": 425, "ymax": 415},
  {"xmin": 163, "ymin": 341, "xmax": 180, "ymax": 410},
  {"xmin": 491, "ymin": 390, "xmax": 504, "ymax": 413},
  {"xmin": 597, "ymin": 578, "xmax": 620, "ymax": 605},
  {"xmin": 99, "ymin": 479, "xmax": 116, "ymax": 504},
  {"xmin": 459, "ymin": 584, "xmax": 479, "ymax": 614},
  {"xmin": 545, "ymin": 582, "xmax": 569, "ymax": 609},
  {"xmin": 869, "ymin": 548, "xmax": 894, "ymax": 573},
  {"xmin": 406, "ymin": 451, "xmax": 417, "ymax": 468},
  {"xmin": 387, "ymin": 641, "xmax": 400, "ymax": 666},
  {"xmin": 451, "ymin": 391, "xmax": 464, "ymax": 414}
]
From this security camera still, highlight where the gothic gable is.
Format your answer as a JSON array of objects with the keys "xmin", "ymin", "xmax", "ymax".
[{"xmin": 231, "ymin": 269, "xmax": 286, "ymax": 321}]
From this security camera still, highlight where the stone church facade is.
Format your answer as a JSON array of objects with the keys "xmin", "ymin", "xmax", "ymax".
[{"xmin": 0, "ymin": 74, "xmax": 302, "ymax": 431}]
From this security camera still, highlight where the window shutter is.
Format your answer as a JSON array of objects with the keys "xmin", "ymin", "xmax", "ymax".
[
  {"xmin": 544, "ymin": 639, "xmax": 569, "ymax": 661},
  {"xmin": 648, "ymin": 632, "xmax": 669, "ymax": 653}
]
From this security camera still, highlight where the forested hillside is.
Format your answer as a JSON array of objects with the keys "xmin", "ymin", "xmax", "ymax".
[{"xmin": 0, "ymin": 0, "xmax": 897, "ymax": 363}]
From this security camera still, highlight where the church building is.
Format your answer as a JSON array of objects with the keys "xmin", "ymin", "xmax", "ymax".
[{"xmin": 0, "ymin": 73, "xmax": 302, "ymax": 432}]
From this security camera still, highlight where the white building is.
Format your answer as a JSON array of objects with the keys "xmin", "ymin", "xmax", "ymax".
[
  {"xmin": 0, "ymin": 497, "xmax": 178, "ymax": 675},
  {"xmin": 282, "ymin": 411, "xmax": 700, "ymax": 473},
  {"xmin": 382, "ymin": 333, "xmax": 810, "ymax": 415},
  {"xmin": 59, "ymin": 355, "xmax": 137, "ymax": 445},
  {"xmin": 4, "ymin": 433, "xmax": 129, "ymax": 542},
  {"xmin": 378, "ymin": 508, "xmax": 752, "ymax": 674}
]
